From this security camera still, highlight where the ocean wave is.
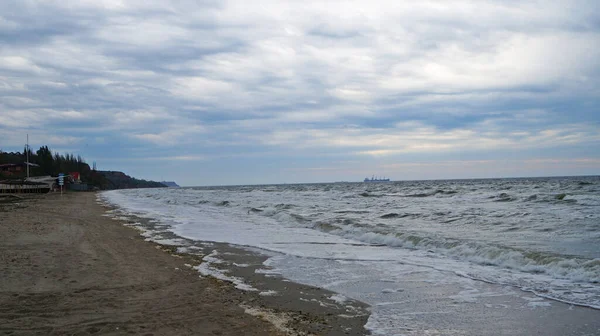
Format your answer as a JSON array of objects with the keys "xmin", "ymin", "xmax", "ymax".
[
  {"xmin": 314, "ymin": 222, "xmax": 342, "ymax": 232},
  {"xmin": 492, "ymin": 193, "xmax": 516, "ymax": 202},
  {"xmin": 258, "ymin": 208, "xmax": 309, "ymax": 226},
  {"xmin": 355, "ymin": 189, "xmax": 458, "ymax": 198},
  {"xmin": 492, "ymin": 192, "xmax": 574, "ymax": 203},
  {"xmin": 401, "ymin": 189, "xmax": 458, "ymax": 198},
  {"xmin": 403, "ymin": 192, "xmax": 435, "ymax": 198},
  {"xmin": 359, "ymin": 192, "xmax": 382, "ymax": 197},
  {"xmin": 248, "ymin": 207, "xmax": 264, "ymax": 213},
  {"xmin": 564, "ymin": 194, "xmax": 600, "ymax": 206},
  {"xmin": 334, "ymin": 209, "xmax": 371, "ymax": 214},
  {"xmin": 325, "ymin": 228, "xmax": 600, "ymax": 285},
  {"xmin": 275, "ymin": 203, "xmax": 296, "ymax": 209},
  {"xmin": 514, "ymin": 192, "xmax": 600, "ymax": 205}
]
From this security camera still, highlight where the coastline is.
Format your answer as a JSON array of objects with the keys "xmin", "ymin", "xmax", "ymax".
[
  {"xmin": 0, "ymin": 192, "xmax": 370, "ymax": 335},
  {"xmin": 100, "ymin": 196, "xmax": 372, "ymax": 335},
  {"xmin": 99, "ymin": 187, "xmax": 600, "ymax": 336},
  {"xmin": 4, "ymin": 190, "xmax": 599, "ymax": 335}
]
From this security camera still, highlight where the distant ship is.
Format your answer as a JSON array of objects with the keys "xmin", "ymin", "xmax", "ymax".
[{"xmin": 364, "ymin": 176, "xmax": 391, "ymax": 183}]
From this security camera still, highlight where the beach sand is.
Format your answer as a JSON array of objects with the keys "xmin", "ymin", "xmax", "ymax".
[{"xmin": 0, "ymin": 192, "xmax": 369, "ymax": 335}]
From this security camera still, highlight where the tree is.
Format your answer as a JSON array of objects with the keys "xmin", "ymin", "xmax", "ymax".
[{"xmin": 36, "ymin": 146, "xmax": 55, "ymax": 175}]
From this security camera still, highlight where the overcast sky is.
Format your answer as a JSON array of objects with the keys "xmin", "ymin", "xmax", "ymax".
[{"xmin": 1, "ymin": 0, "xmax": 599, "ymax": 185}]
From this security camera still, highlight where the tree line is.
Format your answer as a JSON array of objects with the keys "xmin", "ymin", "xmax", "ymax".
[
  {"xmin": 0, "ymin": 146, "xmax": 105, "ymax": 187},
  {"xmin": 0, "ymin": 146, "xmax": 165, "ymax": 189}
]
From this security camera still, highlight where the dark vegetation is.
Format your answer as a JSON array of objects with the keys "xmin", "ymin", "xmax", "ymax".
[
  {"xmin": 0, "ymin": 146, "xmax": 165, "ymax": 190},
  {"xmin": 99, "ymin": 171, "xmax": 166, "ymax": 190}
]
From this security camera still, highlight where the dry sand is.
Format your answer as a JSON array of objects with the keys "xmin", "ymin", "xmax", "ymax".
[{"xmin": 0, "ymin": 192, "xmax": 369, "ymax": 335}]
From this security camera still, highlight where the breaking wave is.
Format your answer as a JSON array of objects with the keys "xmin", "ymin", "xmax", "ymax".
[{"xmin": 328, "ymin": 228, "xmax": 600, "ymax": 285}]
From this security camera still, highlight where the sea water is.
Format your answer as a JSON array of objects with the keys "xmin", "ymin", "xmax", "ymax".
[{"xmin": 100, "ymin": 176, "xmax": 600, "ymax": 334}]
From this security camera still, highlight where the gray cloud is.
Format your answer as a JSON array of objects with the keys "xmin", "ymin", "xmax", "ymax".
[{"xmin": 1, "ymin": 0, "xmax": 598, "ymax": 183}]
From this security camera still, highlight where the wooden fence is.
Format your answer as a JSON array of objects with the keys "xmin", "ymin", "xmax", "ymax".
[{"xmin": 0, "ymin": 180, "xmax": 51, "ymax": 194}]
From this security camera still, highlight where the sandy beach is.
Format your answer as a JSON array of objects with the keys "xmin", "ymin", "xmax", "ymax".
[
  {"xmin": 3, "ymin": 189, "xmax": 600, "ymax": 336},
  {"xmin": 0, "ymin": 192, "xmax": 369, "ymax": 336}
]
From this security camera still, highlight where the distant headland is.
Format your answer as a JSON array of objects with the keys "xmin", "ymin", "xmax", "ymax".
[{"xmin": 160, "ymin": 181, "xmax": 180, "ymax": 188}]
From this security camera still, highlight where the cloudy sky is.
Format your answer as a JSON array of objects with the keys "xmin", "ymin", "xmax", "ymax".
[{"xmin": 1, "ymin": 0, "xmax": 599, "ymax": 185}]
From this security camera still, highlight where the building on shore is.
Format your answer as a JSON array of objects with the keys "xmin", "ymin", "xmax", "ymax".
[{"xmin": 0, "ymin": 163, "xmax": 26, "ymax": 176}]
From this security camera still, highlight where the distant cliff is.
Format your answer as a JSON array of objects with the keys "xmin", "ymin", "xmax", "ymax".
[
  {"xmin": 98, "ymin": 171, "xmax": 166, "ymax": 190},
  {"xmin": 160, "ymin": 181, "xmax": 180, "ymax": 187}
]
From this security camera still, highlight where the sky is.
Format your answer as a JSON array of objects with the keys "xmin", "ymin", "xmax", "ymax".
[{"xmin": 1, "ymin": 0, "xmax": 599, "ymax": 186}]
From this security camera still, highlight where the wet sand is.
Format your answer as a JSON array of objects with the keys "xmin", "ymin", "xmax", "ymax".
[{"xmin": 0, "ymin": 192, "xmax": 369, "ymax": 335}]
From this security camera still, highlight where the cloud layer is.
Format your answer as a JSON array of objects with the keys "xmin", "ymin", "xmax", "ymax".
[{"xmin": 1, "ymin": 0, "xmax": 599, "ymax": 184}]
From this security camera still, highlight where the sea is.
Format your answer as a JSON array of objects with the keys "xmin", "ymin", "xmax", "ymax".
[{"xmin": 100, "ymin": 176, "xmax": 600, "ymax": 334}]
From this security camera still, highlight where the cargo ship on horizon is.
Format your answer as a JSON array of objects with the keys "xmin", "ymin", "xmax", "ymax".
[{"xmin": 364, "ymin": 176, "xmax": 391, "ymax": 182}]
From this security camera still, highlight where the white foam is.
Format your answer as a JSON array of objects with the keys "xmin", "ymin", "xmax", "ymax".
[
  {"xmin": 195, "ymin": 250, "xmax": 258, "ymax": 291},
  {"xmin": 522, "ymin": 296, "xmax": 552, "ymax": 309},
  {"xmin": 259, "ymin": 290, "xmax": 278, "ymax": 296},
  {"xmin": 329, "ymin": 293, "xmax": 349, "ymax": 304},
  {"xmin": 150, "ymin": 238, "xmax": 187, "ymax": 246},
  {"xmin": 233, "ymin": 263, "xmax": 250, "ymax": 267},
  {"xmin": 255, "ymin": 268, "xmax": 281, "ymax": 275},
  {"xmin": 240, "ymin": 304, "xmax": 298, "ymax": 335},
  {"xmin": 177, "ymin": 247, "xmax": 191, "ymax": 253}
]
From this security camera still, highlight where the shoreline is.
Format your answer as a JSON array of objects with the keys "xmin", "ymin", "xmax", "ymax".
[
  {"xmin": 0, "ymin": 192, "xmax": 371, "ymax": 335},
  {"xmin": 101, "ymin": 199, "xmax": 372, "ymax": 335},
  {"xmin": 4, "ymin": 191, "xmax": 599, "ymax": 335},
  {"xmin": 100, "ymin": 189, "xmax": 600, "ymax": 336}
]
